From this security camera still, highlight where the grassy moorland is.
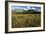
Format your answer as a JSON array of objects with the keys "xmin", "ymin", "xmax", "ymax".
[
  {"xmin": 11, "ymin": 9, "xmax": 41, "ymax": 28},
  {"xmin": 12, "ymin": 14, "xmax": 41, "ymax": 28}
]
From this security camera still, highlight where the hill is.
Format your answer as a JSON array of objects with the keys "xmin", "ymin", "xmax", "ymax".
[{"xmin": 12, "ymin": 9, "xmax": 41, "ymax": 14}]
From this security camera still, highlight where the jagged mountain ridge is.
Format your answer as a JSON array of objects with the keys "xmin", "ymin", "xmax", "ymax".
[{"xmin": 12, "ymin": 8, "xmax": 41, "ymax": 14}]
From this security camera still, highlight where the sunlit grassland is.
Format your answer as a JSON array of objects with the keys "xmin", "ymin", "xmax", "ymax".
[{"xmin": 12, "ymin": 14, "xmax": 41, "ymax": 28}]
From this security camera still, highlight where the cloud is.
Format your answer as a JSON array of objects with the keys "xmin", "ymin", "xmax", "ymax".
[
  {"xmin": 32, "ymin": 7, "xmax": 36, "ymax": 10},
  {"xmin": 12, "ymin": 6, "xmax": 41, "ymax": 12}
]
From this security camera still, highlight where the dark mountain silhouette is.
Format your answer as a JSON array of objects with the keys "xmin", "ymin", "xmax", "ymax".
[{"xmin": 12, "ymin": 8, "xmax": 41, "ymax": 14}]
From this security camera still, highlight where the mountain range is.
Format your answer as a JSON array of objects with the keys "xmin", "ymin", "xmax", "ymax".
[{"xmin": 12, "ymin": 6, "xmax": 41, "ymax": 12}]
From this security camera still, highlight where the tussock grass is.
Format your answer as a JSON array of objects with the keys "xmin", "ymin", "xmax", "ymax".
[{"xmin": 12, "ymin": 14, "xmax": 41, "ymax": 28}]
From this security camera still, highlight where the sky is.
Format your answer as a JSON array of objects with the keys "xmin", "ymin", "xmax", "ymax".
[{"xmin": 11, "ymin": 6, "xmax": 41, "ymax": 12}]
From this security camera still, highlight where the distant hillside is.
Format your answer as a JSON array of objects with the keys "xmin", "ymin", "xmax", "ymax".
[{"xmin": 12, "ymin": 9, "xmax": 41, "ymax": 14}]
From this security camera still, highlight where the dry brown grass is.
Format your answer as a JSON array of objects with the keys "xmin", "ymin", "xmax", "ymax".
[{"xmin": 12, "ymin": 14, "xmax": 41, "ymax": 28}]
